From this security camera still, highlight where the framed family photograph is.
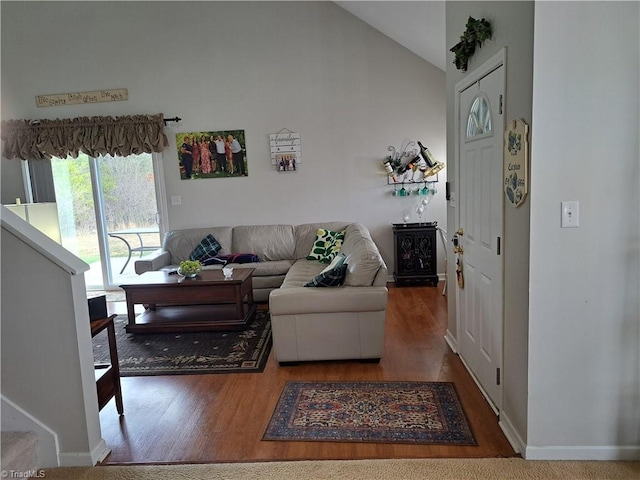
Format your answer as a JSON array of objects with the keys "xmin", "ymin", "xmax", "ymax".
[
  {"xmin": 176, "ymin": 129, "xmax": 247, "ymax": 179},
  {"xmin": 276, "ymin": 153, "xmax": 298, "ymax": 172}
]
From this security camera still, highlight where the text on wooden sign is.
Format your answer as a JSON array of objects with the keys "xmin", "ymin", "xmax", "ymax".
[{"xmin": 36, "ymin": 88, "xmax": 128, "ymax": 108}]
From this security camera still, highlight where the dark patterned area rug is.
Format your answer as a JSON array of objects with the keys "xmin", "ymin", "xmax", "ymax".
[
  {"xmin": 93, "ymin": 311, "xmax": 272, "ymax": 376},
  {"xmin": 263, "ymin": 381, "xmax": 476, "ymax": 445}
]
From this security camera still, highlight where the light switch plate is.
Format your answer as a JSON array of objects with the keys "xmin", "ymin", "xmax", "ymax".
[
  {"xmin": 561, "ymin": 201, "xmax": 579, "ymax": 228},
  {"xmin": 171, "ymin": 195, "xmax": 182, "ymax": 206}
]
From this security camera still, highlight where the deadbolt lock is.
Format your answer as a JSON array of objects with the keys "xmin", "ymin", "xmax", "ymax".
[{"xmin": 452, "ymin": 228, "xmax": 464, "ymax": 254}]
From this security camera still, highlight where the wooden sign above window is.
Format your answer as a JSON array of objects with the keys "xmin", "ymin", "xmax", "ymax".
[{"xmin": 36, "ymin": 88, "xmax": 128, "ymax": 108}]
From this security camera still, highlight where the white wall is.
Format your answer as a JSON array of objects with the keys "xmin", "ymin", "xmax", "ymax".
[
  {"xmin": 528, "ymin": 1, "xmax": 639, "ymax": 459},
  {"xmin": 1, "ymin": 208, "xmax": 108, "ymax": 466},
  {"xmin": 446, "ymin": 0, "xmax": 534, "ymax": 448},
  {"xmin": 0, "ymin": 1, "xmax": 447, "ymax": 277}
]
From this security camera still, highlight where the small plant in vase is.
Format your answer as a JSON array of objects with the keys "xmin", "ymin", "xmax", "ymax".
[{"xmin": 178, "ymin": 260, "xmax": 202, "ymax": 278}]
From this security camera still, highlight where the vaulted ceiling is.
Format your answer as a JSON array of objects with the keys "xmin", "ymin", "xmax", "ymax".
[{"xmin": 334, "ymin": 1, "xmax": 446, "ymax": 71}]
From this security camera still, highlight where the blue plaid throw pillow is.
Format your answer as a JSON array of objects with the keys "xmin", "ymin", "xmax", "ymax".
[
  {"xmin": 304, "ymin": 254, "xmax": 347, "ymax": 287},
  {"xmin": 189, "ymin": 234, "xmax": 222, "ymax": 262}
]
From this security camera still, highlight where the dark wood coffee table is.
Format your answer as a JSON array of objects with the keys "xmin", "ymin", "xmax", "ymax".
[{"xmin": 120, "ymin": 268, "xmax": 256, "ymax": 333}]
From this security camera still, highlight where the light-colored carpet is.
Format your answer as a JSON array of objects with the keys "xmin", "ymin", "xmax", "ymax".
[
  {"xmin": 1, "ymin": 432, "xmax": 38, "ymax": 474},
  {"xmin": 43, "ymin": 458, "xmax": 640, "ymax": 480}
]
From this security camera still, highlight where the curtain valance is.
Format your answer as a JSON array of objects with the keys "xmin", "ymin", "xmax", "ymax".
[{"xmin": 0, "ymin": 113, "xmax": 169, "ymax": 160}]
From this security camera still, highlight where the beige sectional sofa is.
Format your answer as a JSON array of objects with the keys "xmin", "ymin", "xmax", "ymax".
[{"xmin": 134, "ymin": 221, "xmax": 388, "ymax": 363}]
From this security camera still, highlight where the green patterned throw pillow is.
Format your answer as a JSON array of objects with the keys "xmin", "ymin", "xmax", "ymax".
[{"xmin": 306, "ymin": 228, "xmax": 345, "ymax": 264}]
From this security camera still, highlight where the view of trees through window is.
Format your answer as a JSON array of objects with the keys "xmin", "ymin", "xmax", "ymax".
[{"xmin": 51, "ymin": 153, "xmax": 159, "ymax": 266}]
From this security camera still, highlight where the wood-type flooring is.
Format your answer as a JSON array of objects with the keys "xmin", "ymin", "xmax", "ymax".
[{"xmin": 100, "ymin": 282, "xmax": 516, "ymax": 463}]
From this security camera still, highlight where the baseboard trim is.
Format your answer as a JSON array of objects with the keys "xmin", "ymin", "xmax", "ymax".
[
  {"xmin": 498, "ymin": 411, "xmax": 525, "ymax": 455},
  {"xmin": 498, "ymin": 413, "xmax": 640, "ymax": 460},
  {"xmin": 524, "ymin": 445, "xmax": 640, "ymax": 461},
  {"xmin": 443, "ymin": 330, "xmax": 457, "ymax": 353},
  {"xmin": 457, "ymin": 354, "xmax": 499, "ymax": 415},
  {"xmin": 58, "ymin": 439, "xmax": 110, "ymax": 467},
  {"xmin": 93, "ymin": 439, "xmax": 111, "ymax": 464}
]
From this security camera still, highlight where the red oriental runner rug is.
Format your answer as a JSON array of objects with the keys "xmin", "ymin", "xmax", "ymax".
[{"xmin": 263, "ymin": 381, "xmax": 477, "ymax": 445}]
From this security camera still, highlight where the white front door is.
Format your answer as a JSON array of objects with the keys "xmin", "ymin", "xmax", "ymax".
[{"xmin": 456, "ymin": 59, "xmax": 505, "ymax": 411}]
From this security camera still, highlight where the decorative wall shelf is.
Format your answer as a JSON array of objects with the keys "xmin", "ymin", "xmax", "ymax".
[
  {"xmin": 388, "ymin": 177, "xmax": 438, "ymax": 198},
  {"xmin": 382, "ymin": 139, "xmax": 444, "ymax": 197}
]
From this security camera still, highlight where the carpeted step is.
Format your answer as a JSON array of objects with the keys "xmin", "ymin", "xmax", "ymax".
[{"xmin": 1, "ymin": 431, "xmax": 38, "ymax": 473}]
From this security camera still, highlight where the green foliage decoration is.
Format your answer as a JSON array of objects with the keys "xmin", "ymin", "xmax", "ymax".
[
  {"xmin": 179, "ymin": 260, "xmax": 202, "ymax": 276},
  {"xmin": 450, "ymin": 17, "xmax": 493, "ymax": 72}
]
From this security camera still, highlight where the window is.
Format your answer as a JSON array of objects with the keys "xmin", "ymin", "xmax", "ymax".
[
  {"xmin": 466, "ymin": 94, "xmax": 492, "ymax": 139},
  {"xmin": 27, "ymin": 153, "xmax": 164, "ymax": 289}
]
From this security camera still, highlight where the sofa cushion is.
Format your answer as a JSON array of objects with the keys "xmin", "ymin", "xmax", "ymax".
[
  {"xmin": 306, "ymin": 228, "xmax": 345, "ymax": 264},
  {"xmin": 341, "ymin": 223, "xmax": 383, "ymax": 287},
  {"xmin": 201, "ymin": 259, "xmax": 293, "ymax": 276},
  {"xmin": 203, "ymin": 253, "xmax": 259, "ymax": 265},
  {"xmin": 304, "ymin": 254, "xmax": 347, "ymax": 287},
  {"xmin": 201, "ymin": 256, "xmax": 228, "ymax": 265},
  {"xmin": 294, "ymin": 222, "xmax": 350, "ymax": 259},
  {"xmin": 240, "ymin": 259, "xmax": 293, "ymax": 277},
  {"xmin": 270, "ymin": 281, "xmax": 388, "ymax": 315},
  {"xmin": 281, "ymin": 259, "xmax": 326, "ymax": 288},
  {"xmin": 251, "ymin": 274, "xmax": 288, "ymax": 290},
  {"xmin": 163, "ymin": 227, "xmax": 233, "ymax": 264},
  {"xmin": 305, "ymin": 264, "xmax": 347, "ymax": 287},
  {"xmin": 232, "ymin": 225, "xmax": 295, "ymax": 261},
  {"xmin": 189, "ymin": 234, "xmax": 222, "ymax": 262}
]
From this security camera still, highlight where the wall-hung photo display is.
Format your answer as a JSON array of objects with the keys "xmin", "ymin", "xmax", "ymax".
[
  {"xmin": 270, "ymin": 130, "xmax": 301, "ymax": 172},
  {"xmin": 176, "ymin": 130, "xmax": 247, "ymax": 179},
  {"xmin": 276, "ymin": 153, "xmax": 298, "ymax": 171}
]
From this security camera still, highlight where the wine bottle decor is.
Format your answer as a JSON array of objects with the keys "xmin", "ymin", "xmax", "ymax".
[
  {"xmin": 384, "ymin": 139, "xmax": 417, "ymax": 181},
  {"xmin": 384, "ymin": 139, "xmax": 445, "ymax": 185}
]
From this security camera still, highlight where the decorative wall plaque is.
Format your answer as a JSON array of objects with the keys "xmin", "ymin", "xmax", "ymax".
[
  {"xmin": 270, "ymin": 129, "xmax": 301, "ymax": 172},
  {"xmin": 504, "ymin": 119, "xmax": 529, "ymax": 207},
  {"xmin": 36, "ymin": 88, "xmax": 128, "ymax": 107}
]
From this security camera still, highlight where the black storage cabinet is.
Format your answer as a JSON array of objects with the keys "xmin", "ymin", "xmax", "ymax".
[{"xmin": 392, "ymin": 222, "xmax": 438, "ymax": 286}]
